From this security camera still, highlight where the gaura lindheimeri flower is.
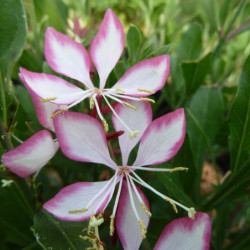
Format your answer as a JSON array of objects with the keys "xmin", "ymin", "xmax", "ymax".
[
  {"xmin": 19, "ymin": 9, "xmax": 170, "ymax": 139},
  {"xmin": 43, "ymin": 101, "xmax": 195, "ymax": 249},
  {"xmin": 154, "ymin": 212, "xmax": 211, "ymax": 250},
  {"xmin": 1, "ymin": 75, "xmax": 60, "ymax": 178}
]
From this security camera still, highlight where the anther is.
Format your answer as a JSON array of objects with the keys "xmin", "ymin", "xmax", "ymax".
[
  {"xmin": 102, "ymin": 119, "xmax": 109, "ymax": 133},
  {"xmin": 122, "ymin": 101, "xmax": 136, "ymax": 110},
  {"xmin": 165, "ymin": 197, "xmax": 178, "ymax": 213},
  {"xmin": 170, "ymin": 167, "xmax": 189, "ymax": 172},
  {"xmin": 41, "ymin": 97, "xmax": 57, "ymax": 102},
  {"xmin": 51, "ymin": 108, "xmax": 67, "ymax": 118},
  {"xmin": 115, "ymin": 88, "xmax": 125, "ymax": 93},
  {"xmin": 129, "ymin": 130, "xmax": 140, "ymax": 139},
  {"xmin": 137, "ymin": 88, "xmax": 155, "ymax": 94},
  {"xmin": 68, "ymin": 208, "xmax": 88, "ymax": 214},
  {"xmin": 140, "ymin": 202, "xmax": 152, "ymax": 217},
  {"xmin": 89, "ymin": 97, "xmax": 95, "ymax": 109},
  {"xmin": 138, "ymin": 220, "xmax": 147, "ymax": 239},
  {"xmin": 188, "ymin": 207, "xmax": 196, "ymax": 220},
  {"xmin": 110, "ymin": 214, "xmax": 114, "ymax": 236},
  {"xmin": 140, "ymin": 98, "xmax": 155, "ymax": 103}
]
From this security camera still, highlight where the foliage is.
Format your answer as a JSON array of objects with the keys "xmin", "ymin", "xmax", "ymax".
[{"xmin": 0, "ymin": 0, "xmax": 250, "ymax": 249}]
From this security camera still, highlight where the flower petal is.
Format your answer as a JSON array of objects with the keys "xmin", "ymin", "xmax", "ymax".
[
  {"xmin": 54, "ymin": 111, "xmax": 117, "ymax": 169},
  {"xmin": 20, "ymin": 68, "xmax": 87, "ymax": 105},
  {"xmin": 112, "ymin": 55, "xmax": 170, "ymax": 97},
  {"xmin": 45, "ymin": 27, "xmax": 93, "ymax": 88},
  {"xmin": 90, "ymin": 9, "xmax": 125, "ymax": 89},
  {"xmin": 134, "ymin": 108, "xmax": 186, "ymax": 167},
  {"xmin": 44, "ymin": 181, "xmax": 112, "ymax": 221},
  {"xmin": 19, "ymin": 72, "xmax": 61, "ymax": 131},
  {"xmin": 116, "ymin": 181, "xmax": 150, "ymax": 250},
  {"xmin": 1, "ymin": 131, "xmax": 59, "ymax": 177},
  {"xmin": 112, "ymin": 101, "xmax": 152, "ymax": 165},
  {"xmin": 154, "ymin": 212, "xmax": 212, "ymax": 250}
]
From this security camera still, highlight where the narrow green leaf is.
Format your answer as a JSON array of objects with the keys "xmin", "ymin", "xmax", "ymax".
[
  {"xmin": 33, "ymin": 209, "xmax": 91, "ymax": 249},
  {"xmin": 182, "ymin": 53, "xmax": 212, "ymax": 95},
  {"xmin": 229, "ymin": 55, "xmax": 250, "ymax": 172},
  {"xmin": 127, "ymin": 24, "xmax": 142, "ymax": 65},
  {"xmin": 0, "ymin": 0, "xmax": 27, "ymax": 76},
  {"xmin": 177, "ymin": 23, "xmax": 203, "ymax": 61}
]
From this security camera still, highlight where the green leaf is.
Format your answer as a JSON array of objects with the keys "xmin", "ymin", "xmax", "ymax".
[
  {"xmin": 182, "ymin": 53, "xmax": 212, "ymax": 96},
  {"xmin": 187, "ymin": 87, "xmax": 224, "ymax": 168},
  {"xmin": 127, "ymin": 24, "xmax": 142, "ymax": 65},
  {"xmin": 0, "ymin": 0, "xmax": 27, "ymax": 76},
  {"xmin": 177, "ymin": 23, "xmax": 203, "ymax": 61},
  {"xmin": 148, "ymin": 44, "xmax": 172, "ymax": 57},
  {"xmin": 33, "ymin": 209, "xmax": 91, "ymax": 249},
  {"xmin": 229, "ymin": 55, "xmax": 250, "ymax": 172}
]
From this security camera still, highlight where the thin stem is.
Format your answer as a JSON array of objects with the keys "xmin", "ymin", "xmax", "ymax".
[{"xmin": 0, "ymin": 71, "xmax": 7, "ymax": 127}]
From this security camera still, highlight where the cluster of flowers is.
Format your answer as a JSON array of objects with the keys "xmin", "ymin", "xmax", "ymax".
[{"xmin": 2, "ymin": 9, "xmax": 211, "ymax": 250}]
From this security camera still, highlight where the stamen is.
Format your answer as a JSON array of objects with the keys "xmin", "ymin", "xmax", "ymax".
[
  {"xmin": 68, "ymin": 208, "xmax": 88, "ymax": 214},
  {"xmin": 93, "ymin": 96, "xmax": 104, "ymax": 121},
  {"xmin": 128, "ymin": 175, "xmax": 151, "ymax": 217},
  {"xmin": 122, "ymin": 101, "xmax": 136, "ymax": 110},
  {"xmin": 102, "ymin": 119, "xmax": 109, "ymax": 133},
  {"xmin": 170, "ymin": 167, "xmax": 189, "ymax": 172},
  {"xmin": 137, "ymin": 88, "xmax": 155, "ymax": 94},
  {"xmin": 11, "ymin": 134, "xmax": 23, "ymax": 144},
  {"xmin": 51, "ymin": 108, "xmax": 67, "ymax": 118},
  {"xmin": 41, "ymin": 97, "xmax": 57, "ymax": 102},
  {"xmin": 115, "ymin": 88, "xmax": 125, "ymax": 93},
  {"xmin": 140, "ymin": 97, "xmax": 155, "ymax": 103},
  {"xmin": 67, "ymin": 91, "xmax": 93, "ymax": 109},
  {"xmin": 188, "ymin": 207, "xmax": 196, "ymax": 219},
  {"xmin": 131, "ymin": 172, "xmax": 191, "ymax": 214},
  {"xmin": 164, "ymin": 197, "xmax": 178, "ymax": 213},
  {"xmin": 126, "ymin": 175, "xmax": 147, "ymax": 238},
  {"xmin": 108, "ymin": 92, "xmax": 142, "ymax": 101},
  {"xmin": 102, "ymin": 93, "xmax": 140, "ymax": 139},
  {"xmin": 138, "ymin": 220, "xmax": 147, "ymax": 239},
  {"xmin": 89, "ymin": 97, "xmax": 95, "ymax": 109},
  {"xmin": 110, "ymin": 214, "xmax": 114, "ymax": 236}
]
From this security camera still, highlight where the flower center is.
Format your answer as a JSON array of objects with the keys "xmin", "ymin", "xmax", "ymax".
[
  {"xmin": 117, "ymin": 165, "xmax": 131, "ymax": 176},
  {"xmin": 93, "ymin": 88, "xmax": 103, "ymax": 96}
]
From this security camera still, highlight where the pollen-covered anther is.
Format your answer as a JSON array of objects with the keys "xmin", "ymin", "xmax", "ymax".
[
  {"xmin": 122, "ymin": 101, "xmax": 136, "ymax": 110},
  {"xmin": 115, "ymin": 88, "xmax": 125, "ymax": 93},
  {"xmin": 102, "ymin": 119, "xmax": 109, "ymax": 133},
  {"xmin": 129, "ymin": 130, "xmax": 140, "ymax": 139},
  {"xmin": 138, "ymin": 220, "xmax": 147, "ymax": 239},
  {"xmin": 109, "ymin": 214, "xmax": 115, "ymax": 236},
  {"xmin": 89, "ymin": 215, "xmax": 104, "ymax": 227},
  {"xmin": 188, "ymin": 207, "xmax": 196, "ymax": 220},
  {"xmin": 165, "ymin": 197, "xmax": 178, "ymax": 213},
  {"xmin": 41, "ymin": 97, "xmax": 57, "ymax": 102},
  {"xmin": 140, "ymin": 97, "xmax": 155, "ymax": 103},
  {"xmin": 140, "ymin": 202, "xmax": 152, "ymax": 217},
  {"xmin": 89, "ymin": 97, "xmax": 95, "ymax": 109},
  {"xmin": 170, "ymin": 167, "xmax": 189, "ymax": 172},
  {"xmin": 68, "ymin": 208, "xmax": 88, "ymax": 214},
  {"xmin": 137, "ymin": 88, "xmax": 155, "ymax": 94},
  {"xmin": 51, "ymin": 107, "xmax": 68, "ymax": 118}
]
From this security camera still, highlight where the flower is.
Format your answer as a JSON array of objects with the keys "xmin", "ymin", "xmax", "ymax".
[
  {"xmin": 1, "ymin": 75, "xmax": 60, "ymax": 178},
  {"xmin": 19, "ymin": 9, "xmax": 170, "ymax": 138},
  {"xmin": 154, "ymin": 212, "xmax": 211, "ymax": 250},
  {"xmin": 43, "ymin": 101, "xmax": 195, "ymax": 249}
]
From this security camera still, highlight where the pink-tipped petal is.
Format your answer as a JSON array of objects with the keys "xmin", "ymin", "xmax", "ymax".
[
  {"xmin": 154, "ymin": 212, "xmax": 212, "ymax": 250},
  {"xmin": 90, "ymin": 9, "xmax": 125, "ymax": 89},
  {"xmin": 19, "ymin": 72, "xmax": 57, "ymax": 131},
  {"xmin": 134, "ymin": 108, "xmax": 186, "ymax": 167},
  {"xmin": 44, "ymin": 181, "xmax": 112, "ymax": 221},
  {"xmin": 20, "ymin": 68, "xmax": 86, "ymax": 105},
  {"xmin": 112, "ymin": 101, "xmax": 152, "ymax": 165},
  {"xmin": 1, "ymin": 131, "xmax": 59, "ymax": 177},
  {"xmin": 116, "ymin": 181, "xmax": 150, "ymax": 250},
  {"xmin": 45, "ymin": 27, "xmax": 93, "ymax": 88},
  {"xmin": 54, "ymin": 111, "xmax": 117, "ymax": 169},
  {"xmin": 112, "ymin": 55, "xmax": 170, "ymax": 97}
]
